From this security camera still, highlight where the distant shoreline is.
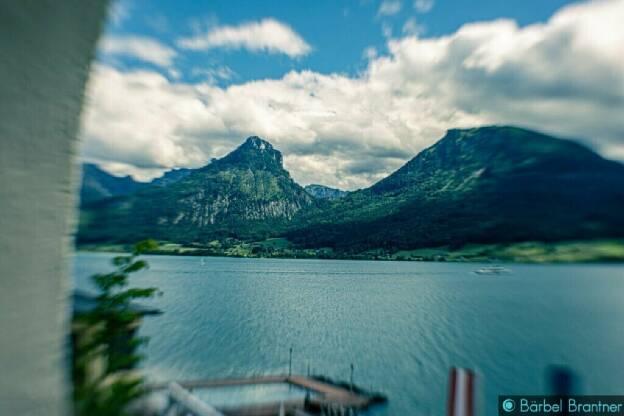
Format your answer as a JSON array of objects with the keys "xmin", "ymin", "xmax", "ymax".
[{"xmin": 77, "ymin": 238, "xmax": 624, "ymax": 264}]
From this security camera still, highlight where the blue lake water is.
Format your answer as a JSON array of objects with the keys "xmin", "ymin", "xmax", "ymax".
[{"xmin": 73, "ymin": 253, "xmax": 624, "ymax": 415}]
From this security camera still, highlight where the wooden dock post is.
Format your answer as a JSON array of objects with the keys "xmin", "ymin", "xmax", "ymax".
[
  {"xmin": 289, "ymin": 347, "xmax": 293, "ymax": 376},
  {"xmin": 350, "ymin": 364, "xmax": 354, "ymax": 393}
]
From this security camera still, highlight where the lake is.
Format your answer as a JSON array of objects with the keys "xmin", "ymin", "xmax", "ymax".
[{"xmin": 73, "ymin": 253, "xmax": 624, "ymax": 415}]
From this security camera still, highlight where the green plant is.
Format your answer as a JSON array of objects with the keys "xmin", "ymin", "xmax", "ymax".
[{"xmin": 73, "ymin": 239, "xmax": 159, "ymax": 416}]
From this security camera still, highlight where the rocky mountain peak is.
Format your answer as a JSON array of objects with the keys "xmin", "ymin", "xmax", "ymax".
[
  {"xmin": 243, "ymin": 136, "xmax": 272, "ymax": 150},
  {"xmin": 216, "ymin": 136, "xmax": 284, "ymax": 171}
]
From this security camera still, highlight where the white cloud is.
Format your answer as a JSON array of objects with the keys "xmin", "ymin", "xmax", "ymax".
[
  {"xmin": 382, "ymin": 22, "xmax": 393, "ymax": 38},
  {"xmin": 99, "ymin": 35, "xmax": 177, "ymax": 68},
  {"xmin": 81, "ymin": 65, "xmax": 212, "ymax": 172},
  {"xmin": 109, "ymin": 0, "xmax": 132, "ymax": 26},
  {"xmin": 83, "ymin": 0, "xmax": 624, "ymax": 190},
  {"xmin": 378, "ymin": 0, "xmax": 403, "ymax": 16},
  {"xmin": 190, "ymin": 66, "xmax": 236, "ymax": 84},
  {"xmin": 414, "ymin": 0, "xmax": 434, "ymax": 13},
  {"xmin": 363, "ymin": 46, "xmax": 378, "ymax": 59},
  {"xmin": 177, "ymin": 18, "xmax": 311, "ymax": 58},
  {"xmin": 402, "ymin": 17, "xmax": 425, "ymax": 35}
]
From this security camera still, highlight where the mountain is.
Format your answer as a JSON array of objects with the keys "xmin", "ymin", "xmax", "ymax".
[
  {"xmin": 151, "ymin": 168, "xmax": 193, "ymax": 187},
  {"xmin": 304, "ymin": 184, "xmax": 348, "ymax": 200},
  {"xmin": 80, "ymin": 163, "xmax": 146, "ymax": 204},
  {"xmin": 80, "ymin": 164, "xmax": 192, "ymax": 205},
  {"xmin": 287, "ymin": 126, "xmax": 624, "ymax": 250},
  {"xmin": 78, "ymin": 136, "xmax": 315, "ymax": 243},
  {"xmin": 79, "ymin": 127, "xmax": 624, "ymax": 252}
]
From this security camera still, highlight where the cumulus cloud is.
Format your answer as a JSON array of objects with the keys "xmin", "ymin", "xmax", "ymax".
[
  {"xmin": 82, "ymin": 0, "xmax": 624, "ymax": 190},
  {"xmin": 177, "ymin": 18, "xmax": 311, "ymax": 58},
  {"xmin": 99, "ymin": 35, "xmax": 177, "ymax": 68},
  {"xmin": 378, "ymin": 0, "xmax": 403, "ymax": 16},
  {"xmin": 414, "ymin": 0, "xmax": 434, "ymax": 13},
  {"xmin": 81, "ymin": 65, "xmax": 212, "ymax": 172}
]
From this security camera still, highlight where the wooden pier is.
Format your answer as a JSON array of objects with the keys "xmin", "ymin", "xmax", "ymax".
[{"xmin": 149, "ymin": 374, "xmax": 386, "ymax": 416}]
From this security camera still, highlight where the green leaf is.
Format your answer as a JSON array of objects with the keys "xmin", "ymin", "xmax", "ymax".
[
  {"xmin": 77, "ymin": 250, "xmax": 161, "ymax": 416},
  {"xmin": 123, "ymin": 260, "xmax": 148, "ymax": 273},
  {"xmin": 133, "ymin": 239, "xmax": 159, "ymax": 255},
  {"xmin": 112, "ymin": 255, "xmax": 132, "ymax": 266},
  {"xmin": 92, "ymin": 273, "xmax": 127, "ymax": 291}
]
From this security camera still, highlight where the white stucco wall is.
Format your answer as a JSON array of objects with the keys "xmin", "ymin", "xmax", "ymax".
[{"xmin": 0, "ymin": 1, "xmax": 107, "ymax": 414}]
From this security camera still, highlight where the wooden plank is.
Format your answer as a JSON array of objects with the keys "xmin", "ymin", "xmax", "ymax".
[
  {"xmin": 149, "ymin": 374, "xmax": 376, "ymax": 412},
  {"xmin": 288, "ymin": 376, "xmax": 368, "ymax": 407},
  {"xmin": 219, "ymin": 399, "xmax": 305, "ymax": 416},
  {"xmin": 149, "ymin": 375, "xmax": 287, "ymax": 391},
  {"xmin": 168, "ymin": 382, "xmax": 225, "ymax": 416}
]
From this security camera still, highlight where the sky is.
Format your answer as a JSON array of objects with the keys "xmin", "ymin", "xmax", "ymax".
[{"xmin": 81, "ymin": 0, "xmax": 624, "ymax": 190}]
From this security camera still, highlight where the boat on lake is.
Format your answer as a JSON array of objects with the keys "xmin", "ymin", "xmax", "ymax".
[{"xmin": 473, "ymin": 266, "xmax": 511, "ymax": 275}]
